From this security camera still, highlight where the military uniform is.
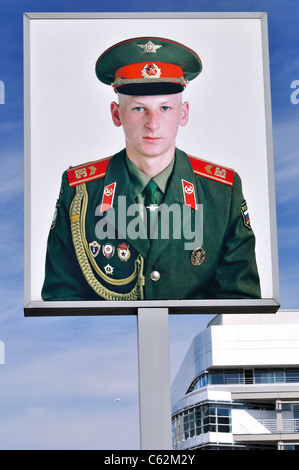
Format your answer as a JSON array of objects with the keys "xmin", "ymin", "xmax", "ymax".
[
  {"xmin": 41, "ymin": 36, "xmax": 260, "ymax": 301},
  {"xmin": 42, "ymin": 147, "xmax": 260, "ymax": 301}
]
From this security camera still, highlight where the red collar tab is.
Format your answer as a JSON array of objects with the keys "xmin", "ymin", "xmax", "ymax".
[
  {"xmin": 182, "ymin": 179, "xmax": 197, "ymax": 210},
  {"xmin": 67, "ymin": 157, "xmax": 112, "ymax": 187},
  {"xmin": 188, "ymin": 155, "xmax": 235, "ymax": 186},
  {"xmin": 100, "ymin": 182, "xmax": 116, "ymax": 213}
]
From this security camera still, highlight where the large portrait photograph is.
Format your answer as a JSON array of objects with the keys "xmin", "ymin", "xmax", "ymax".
[{"xmin": 24, "ymin": 13, "xmax": 280, "ymax": 315}]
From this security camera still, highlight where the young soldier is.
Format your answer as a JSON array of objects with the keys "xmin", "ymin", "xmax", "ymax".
[{"xmin": 42, "ymin": 37, "xmax": 260, "ymax": 301}]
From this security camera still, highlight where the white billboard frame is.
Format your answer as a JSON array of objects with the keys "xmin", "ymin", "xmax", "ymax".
[{"xmin": 24, "ymin": 12, "xmax": 280, "ymax": 316}]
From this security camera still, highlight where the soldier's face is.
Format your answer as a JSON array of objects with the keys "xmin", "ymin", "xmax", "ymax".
[{"xmin": 110, "ymin": 93, "xmax": 189, "ymax": 162}]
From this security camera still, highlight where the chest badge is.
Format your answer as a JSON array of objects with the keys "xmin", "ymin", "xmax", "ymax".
[
  {"xmin": 102, "ymin": 243, "xmax": 115, "ymax": 259},
  {"xmin": 89, "ymin": 241, "xmax": 101, "ymax": 258},
  {"xmin": 117, "ymin": 242, "xmax": 131, "ymax": 262},
  {"xmin": 104, "ymin": 264, "xmax": 114, "ymax": 275},
  {"xmin": 191, "ymin": 247, "xmax": 205, "ymax": 266}
]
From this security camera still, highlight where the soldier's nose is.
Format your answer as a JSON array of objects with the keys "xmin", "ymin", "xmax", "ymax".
[{"xmin": 145, "ymin": 111, "xmax": 161, "ymax": 131}]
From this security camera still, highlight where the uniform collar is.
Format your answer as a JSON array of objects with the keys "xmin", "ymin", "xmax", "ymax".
[
  {"xmin": 101, "ymin": 148, "xmax": 197, "ymax": 262},
  {"xmin": 125, "ymin": 154, "xmax": 175, "ymax": 198},
  {"xmin": 103, "ymin": 148, "xmax": 195, "ymax": 204}
]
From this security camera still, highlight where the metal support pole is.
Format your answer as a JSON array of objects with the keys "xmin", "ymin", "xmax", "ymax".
[
  {"xmin": 137, "ymin": 308, "xmax": 172, "ymax": 450},
  {"xmin": 276, "ymin": 399, "xmax": 283, "ymax": 432}
]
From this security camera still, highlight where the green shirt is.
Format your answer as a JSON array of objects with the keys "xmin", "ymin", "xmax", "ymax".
[{"xmin": 125, "ymin": 154, "xmax": 174, "ymax": 209}]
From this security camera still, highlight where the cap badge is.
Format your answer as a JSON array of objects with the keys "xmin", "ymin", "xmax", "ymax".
[
  {"xmin": 190, "ymin": 247, "xmax": 205, "ymax": 266},
  {"xmin": 138, "ymin": 41, "xmax": 162, "ymax": 53},
  {"xmin": 141, "ymin": 63, "xmax": 161, "ymax": 79},
  {"xmin": 89, "ymin": 241, "xmax": 101, "ymax": 258}
]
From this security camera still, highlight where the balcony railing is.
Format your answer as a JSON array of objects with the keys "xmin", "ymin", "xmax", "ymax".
[
  {"xmin": 236, "ymin": 418, "xmax": 299, "ymax": 434},
  {"xmin": 226, "ymin": 376, "xmax": 299, "ymax": 385},
  {"xmin": 282, "ymin": 419, "xmax": 299, "ymax": 433}
]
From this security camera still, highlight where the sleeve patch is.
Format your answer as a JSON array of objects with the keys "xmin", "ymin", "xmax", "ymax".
[{"xmin": 241, "ymin": 200, "xmax": 252, "ymax": 230}]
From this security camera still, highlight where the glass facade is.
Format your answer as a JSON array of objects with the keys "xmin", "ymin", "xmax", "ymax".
[
  {"xmin": 172, "ymin": 401, "xmax": 278, "ymax": 447},
  {"xmin": 172, "ymin": 403, "xmax": 232, "ymax": 446},
  {"xmin": 173, "ymin": 367, "xmax": 299, "ymax": 449},
  {"xmin": 187, "ymin": 368, "xmax": 299, "ymax": 393}
]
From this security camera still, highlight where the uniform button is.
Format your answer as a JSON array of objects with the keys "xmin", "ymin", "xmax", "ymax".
[{"xmin": 150, "ymin": 271, "xmax": 160, "ymax": 281}]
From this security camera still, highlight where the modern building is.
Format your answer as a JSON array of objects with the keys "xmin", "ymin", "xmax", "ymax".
[{"xmin": 171, "ymin": 310, "xmax": 299, "ymax": 450}]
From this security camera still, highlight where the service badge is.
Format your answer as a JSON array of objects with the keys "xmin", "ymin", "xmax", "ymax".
[
  {"xmin": 117, "ymin": 242, "xmax": 131, "ymax": 262},
  {"xmin": 190, "ymin": 247, "xmax": 205, "ymax": 266}
]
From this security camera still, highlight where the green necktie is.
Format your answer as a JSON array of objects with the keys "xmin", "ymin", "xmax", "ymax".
[
  {"xmin": 144, "ymin": 180, "xmax": 159, "ymax": 240},
  {"xmin": 144, "ymin": 180, "xmax": 158, "ymax": 208}
]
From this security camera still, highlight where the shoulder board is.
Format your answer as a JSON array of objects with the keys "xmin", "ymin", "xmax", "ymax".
[
  {"xmin": 67, "ymin": 156, "xmax": 112, "ymax": 187},
  {"xmin": 188, "ymin": 155, "xmax": 235, "ymax": 187}
]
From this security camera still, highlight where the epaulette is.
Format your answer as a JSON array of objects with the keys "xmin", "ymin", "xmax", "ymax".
[
  {"xmin": 188, "ymin": 155, "xmax": 235, "ymax": 187},
  {"xmin": 67, "ymin": 156, "xmax": 112, "ymax": 187}
]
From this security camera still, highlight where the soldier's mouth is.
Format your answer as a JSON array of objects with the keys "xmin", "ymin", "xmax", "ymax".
[{"xmin": 143, "ymin": 136, "xmax": 162, "ymax": 143}]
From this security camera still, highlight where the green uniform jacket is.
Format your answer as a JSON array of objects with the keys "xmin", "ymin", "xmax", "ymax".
[{"xmin": 41, "ymin": 148, "xmax": 261, "ymax": 301}]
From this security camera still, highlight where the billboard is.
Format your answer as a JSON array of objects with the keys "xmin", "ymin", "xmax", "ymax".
[{"xmin": 24, "ymin": 12, "xmax": 280, "ymax": 315}]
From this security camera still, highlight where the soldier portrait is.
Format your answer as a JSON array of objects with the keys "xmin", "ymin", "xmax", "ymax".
[
  {"xmin": 41, "ymin": 35, "xmax": 261, "ymax": 302},
  {"xmin": 24, "ymin": 15, "xmax": 279, "ymax": 311}
]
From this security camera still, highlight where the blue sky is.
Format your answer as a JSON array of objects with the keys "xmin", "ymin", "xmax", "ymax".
[{"xmin": 0, "ymin": 0, "xmax": 299, "ymax": 450}]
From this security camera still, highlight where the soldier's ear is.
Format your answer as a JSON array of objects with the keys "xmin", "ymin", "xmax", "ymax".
[
  {"xmin": 110, "ymin": 101, "xmax": 122, "ymax": 127},
  {"xmin": 180, "ymin": 101, "xmax": 189, "ymax": 127}
]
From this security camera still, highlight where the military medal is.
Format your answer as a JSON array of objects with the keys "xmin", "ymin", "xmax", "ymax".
[
  {"xmin": 182, "ymin": 179, "xmax": 197, "ymax": 210},
  {"xmin": 117, "ymin": 242, "xmax": 131, "ymax": 262},
  {"xmin": 89, "ymin": 241, "xmax": 101, "ymax": 258},
  {"xmin": 104, "ymin": 264, "xmax": 114, "ymax": 275},
  {"xmin": 191, "ymin": 247, "xmax": 205, "ymax": 266},
  {"xmin": 102, "ymin": 243, "xmax": 115, "ymax": 259}
]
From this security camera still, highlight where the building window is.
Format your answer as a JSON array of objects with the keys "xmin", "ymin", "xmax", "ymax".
[
  {"xmin": 286, "ymin": 371, "xmax": 299, "ymax": 383},
  {"xmin": 172, "ymin": 404, "xmax": 231, "ymax": 446},
  {"xmin": 187, "ymin": 368, "xmax": 299, "ymax": 393}
]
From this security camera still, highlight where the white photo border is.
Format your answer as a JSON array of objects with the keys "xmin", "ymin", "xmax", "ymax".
[{"xmin": 24, "ymin": 12, "xmax": 280, "ymax": 315}]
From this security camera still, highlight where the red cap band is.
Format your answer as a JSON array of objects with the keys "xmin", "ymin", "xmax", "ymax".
[{"xmin": 113, "ymin": 62, "xmax": 186, "ymax": 89}]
